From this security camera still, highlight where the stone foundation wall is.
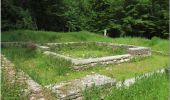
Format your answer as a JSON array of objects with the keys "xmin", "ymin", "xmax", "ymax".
[
  {"xmin": 72, "ymin": 54, "xmax": 132, "ymax": 70},
  {"xmin": 128, "ymin": 47, "xmax": 151, "ymax": 56},
  {"xmin": 45, "ymin": 42, "xmax": 151, "ymax": 57},
  {"xmin": 41, "ymin": 42, "xmax": 152, "ymax": 70},
  {"xmin": 44, "ymin": 51, "xmax": 132, "ymax": 70},
  {"xmin": 2, "ymin": 42, "xmax": 151, "ymax": 70}
]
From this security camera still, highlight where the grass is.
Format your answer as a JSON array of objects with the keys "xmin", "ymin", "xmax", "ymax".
[
  {"xmin": 2, "ymin": 46, "xmax": 168, "ymax": 86},
  {"xmin": 2, "ymin": 30, "xmax": 169, "ymax": 54},
  {"xmin": 83, "ymin": 72, "xmax": 169, "ymax": 100},
  {"xmin": 51, "ymin": 43, "xmax": 127, "ymax": 59}
]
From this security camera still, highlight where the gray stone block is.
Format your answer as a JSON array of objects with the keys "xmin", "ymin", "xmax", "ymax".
[
  {"xmin": 46, "ymin": 74, "xmax": 116, "ymax": 99},
  {"xmin": 128, "ymin": 47, "xmax": 151, "ymax": 56}
]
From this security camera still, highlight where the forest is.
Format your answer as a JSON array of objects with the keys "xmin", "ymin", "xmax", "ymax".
[{"xmin": 2, "ymin": 0, "xmax": 169, "ymax": 39}]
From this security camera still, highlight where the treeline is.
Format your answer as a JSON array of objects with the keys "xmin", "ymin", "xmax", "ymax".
[{"xmin": 2, "ymin": 0, "xmax": 169, "ymax": 39}]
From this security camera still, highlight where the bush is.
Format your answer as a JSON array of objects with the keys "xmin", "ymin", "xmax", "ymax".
[{"xmin": 149, "ymin": 36, "xmax": 160, "ymax": 46}]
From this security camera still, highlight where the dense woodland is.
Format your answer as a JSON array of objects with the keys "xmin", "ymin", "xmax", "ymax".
[{"xmin": 2, "ymin": 0, "xmax": 169, "ymax": 39}]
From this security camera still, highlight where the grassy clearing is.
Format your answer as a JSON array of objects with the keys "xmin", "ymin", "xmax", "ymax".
[
  {"xmin": 51, "ymin": 43, "xmax": 127, "ymax": 59},
  {"xmin": 2, "ymin": 46, "xmax": 168, "ymax": 86},
  {"xmin": 2, "ymin": 30, "xmax": 169, "ymax": 99},
  {"xmin": 2, "ymin": 30, "xmax": 169, "ymax": 54},
  {"xmin": 83, "ymin": 72, "xmax": 169, "ymax": 100}
]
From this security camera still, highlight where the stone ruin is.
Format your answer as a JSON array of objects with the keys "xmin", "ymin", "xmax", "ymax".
[
  {"xmin": 1, "ymin": 42, "xmax": 152, "ymax": 100},
  {"xmin": 37, "ymin": 42, "xmax": 151, "ymax": 70},
  {"xmin": 46, "ymin": 74, "xmax": 116, "ymax": 99}
]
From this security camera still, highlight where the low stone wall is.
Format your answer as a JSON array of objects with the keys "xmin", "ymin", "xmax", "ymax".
[
  {"xmin": 96, "ymin": 42, "xmax": 151, "ymax": 57},
  {"xmin": 45, "ymin": 42, "xmax": 151, "ymax": 57},
  {"xmin": 72, "ymin": 54, "xmax": 132, "ymax": 70},
  {"xmin": 44, "ymin": 51, "xmax": 132, "ymax": 70},
  {"xmin": 41, "ymin": 42, "xmax": 151, "ymax": 70},
  {"xmin": 96, "ymin": 42, "xmax": 137, "ymax": 49},
  {"xmin": 128, "ymin": 47, "xmax": 151, "ymax": 56}
]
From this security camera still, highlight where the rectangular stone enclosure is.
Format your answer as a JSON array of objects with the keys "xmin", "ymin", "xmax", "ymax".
[{"xmin": 36, "ymin": 42, "xmax": 151, "ymax": 70}]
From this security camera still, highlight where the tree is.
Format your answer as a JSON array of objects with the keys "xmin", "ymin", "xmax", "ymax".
[{"xmin": 2, "ymin": 0, "xmax": 35, "ymax": 31}]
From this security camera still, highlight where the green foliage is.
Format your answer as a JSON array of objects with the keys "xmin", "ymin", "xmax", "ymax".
[
  {"xmin": 149, "ymin": 36, "xmax": 161, "ymax": 46},
  {"xmin": 2, "ymin": 0, "xmax": 168, "ymax": 38},
  {"xmin": 85, "ymin": 0, "xmax": 168, "ymax": 39},
  {"xmin": 2, "ymin": 0, "xmax": 36, "ymax": 31}
]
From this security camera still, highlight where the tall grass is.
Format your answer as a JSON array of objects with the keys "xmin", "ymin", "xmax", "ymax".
[{"xmin": 83, "ymin": 72, "xmax": 169, "ymax": 100}]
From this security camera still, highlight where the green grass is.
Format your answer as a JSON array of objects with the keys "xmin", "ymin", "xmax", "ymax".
[
  {"xmin": 2, "ymin": 30, "xmax": 168, "ymax": 54},
  {"xmin": 2, "ymin": 46, "xmax": 168, "ymax": 86},
  {"xmin": 52, "ymin": 43, "xmax": 127, "ymax": 59},
  {"xmin": 83, "ymin": 72, "xmax": 169, "ymax": 100}
]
